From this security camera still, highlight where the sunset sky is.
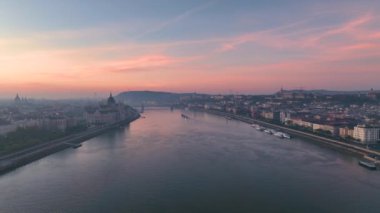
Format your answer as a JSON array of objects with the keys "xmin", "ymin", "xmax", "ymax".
[{"xmin": 1, "ymin": 0, "xmax": 380, "ymax": 98}]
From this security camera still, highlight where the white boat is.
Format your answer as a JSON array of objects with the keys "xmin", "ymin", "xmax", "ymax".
[
  {"xmin": 282, "ymin": 133, "xmax": 291, "ymax": 139},
  {"xmin": 358, "ymin": 160, "xmax": 377, "ymax": 170},
  {"xmin": 264, "ymin": 129, "xmax": 272, "ymax": 134},
  {"xmin": 270, "ymin": 129, "xmax": 277, "ymax": 134},
  {"xmin": 274, "ymin": 132, "xmax": 284, "ymax": 138}
]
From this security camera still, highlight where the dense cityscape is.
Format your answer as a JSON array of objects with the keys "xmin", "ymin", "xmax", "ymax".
[
  {"xmin": 0, "ymin": 94, "xmax": 139, "ymax": 157},
  {"xmin": 178, "ymin": 89, "xmax": 380, "ymax": 148}
]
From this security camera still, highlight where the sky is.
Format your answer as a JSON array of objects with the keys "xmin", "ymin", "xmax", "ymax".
[{"xmin": 0, "ymin": 0, "xmax": 380, "ymax": 98}]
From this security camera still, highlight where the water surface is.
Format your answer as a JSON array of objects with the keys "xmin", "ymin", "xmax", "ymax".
[{"xmin": 0, "ymin": 109, "xmax": 379, "ymax": 213}]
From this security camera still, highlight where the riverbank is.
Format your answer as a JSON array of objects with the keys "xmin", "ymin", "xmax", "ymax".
[
  {"xmin": 200, "ymin": 109, "xmax": 380, "ymax": 166},
  {"xmin": 0, "ymin": 114, "xmax": 140, "ymax": 175}
]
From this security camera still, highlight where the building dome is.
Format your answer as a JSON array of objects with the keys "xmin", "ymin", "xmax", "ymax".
[{"xmin": 107, "ymin": 93, "xmax": 116, "ymax": 105}]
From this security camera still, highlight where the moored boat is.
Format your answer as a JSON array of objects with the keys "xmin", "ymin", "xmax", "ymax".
[
  {"xmin": 358, "ymin": 160, "xmax": 377, "ymax": 170},
  {"xmin": 274, "ymin": 132, "xmax": 284, "ymax": 138},
  {"xmin": 264, "ymin": 129, "xmax": 272, "ymax": 134},
  {"xmin": 181, "ymin": 114, "xmax": 190, "ymax": 119},
  {"xmin": 256, "ymin": 126, "xmax": 264, "ymax": 131},
  {"xmin": 282, "ymin": 133, "xmax": 291, "ymax": 139}
]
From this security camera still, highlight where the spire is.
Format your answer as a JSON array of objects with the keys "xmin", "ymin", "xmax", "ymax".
[{"xmin": 15, "ymin": 93, "xmax": 21, "ymax": 102}]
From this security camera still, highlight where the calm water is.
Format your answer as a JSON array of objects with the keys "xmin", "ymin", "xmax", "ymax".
[{"xmin": 0, "ymin": 109, "xmax": 379, "ymax": 213}]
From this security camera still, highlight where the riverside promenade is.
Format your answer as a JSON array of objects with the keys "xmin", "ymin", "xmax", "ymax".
[
  {"xmin": 0, "ymin": 114, "xmax": 140, "ymax": 174},
  {"xmin": 203, "ymin": 109, "xmax": 380, "ymax": 163}
]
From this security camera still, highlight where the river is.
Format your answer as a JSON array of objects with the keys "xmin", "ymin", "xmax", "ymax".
[{"xmin": 0, "ymin": 109, "xmax": 379, "ymax": 213}]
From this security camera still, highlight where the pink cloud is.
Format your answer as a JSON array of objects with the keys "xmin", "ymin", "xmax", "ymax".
[
  {"xmin": 218, "ymin": 13, "xmax": 379, "ymax": 54},
  {"xmin": 101, "ymin": 54, "xmax": 195, "ymax": 73}
]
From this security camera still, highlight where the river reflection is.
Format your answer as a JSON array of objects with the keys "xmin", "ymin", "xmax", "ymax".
[{"xmin": 0, "ymin": 109, "xmax": 379, "ymax": 213}]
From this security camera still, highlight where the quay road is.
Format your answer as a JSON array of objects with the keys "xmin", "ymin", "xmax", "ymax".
[
  {"xmin": 0, "ymin": 115, "xmax": 140, "ymax": 174},
  {"xmin": 204, "ymin": 110, "xmax": 380, "ymax": 162}
]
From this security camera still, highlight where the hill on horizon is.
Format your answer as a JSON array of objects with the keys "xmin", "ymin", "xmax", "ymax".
[
  {"xmin": 115, "ymin": 91, "xmax": 183, "ymax": 106},
  {"xmin": 115, "ymin": 89, "xmax": 379, "ymax": 106}
]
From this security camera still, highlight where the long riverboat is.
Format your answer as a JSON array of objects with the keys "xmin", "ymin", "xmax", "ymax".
[{"xmin": 358, "ymin": 160, "xmax": 377, "ymax": 170}]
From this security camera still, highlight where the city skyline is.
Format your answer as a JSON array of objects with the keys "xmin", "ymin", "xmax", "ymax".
[{"xmin": 1, "ymin": 0, "xmax": 380, "ymax": 98}]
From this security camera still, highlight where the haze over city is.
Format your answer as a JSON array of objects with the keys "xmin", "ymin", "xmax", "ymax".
[
  {"xmin": 2, "ymin": 1, "xmax": 380, "ymax": 212},
  {"xmin": 1, "ymin": 0, "xmax": 380, "ymax": 98}
]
